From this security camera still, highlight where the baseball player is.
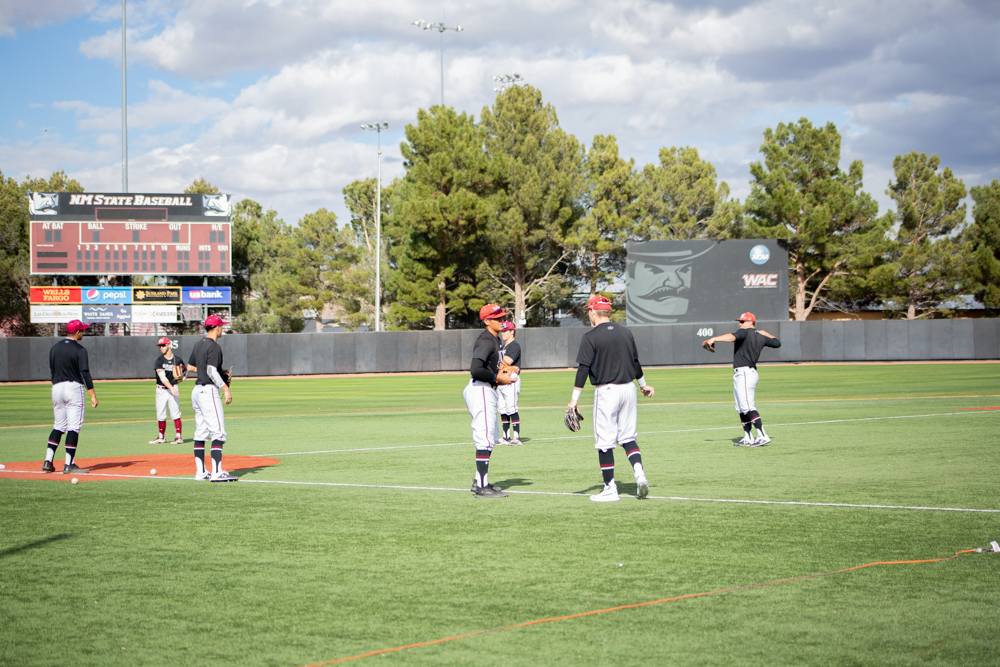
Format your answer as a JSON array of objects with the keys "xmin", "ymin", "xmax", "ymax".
[
  {"xmin": 43, "ymin": 319, "xmax": 98, "ymax": 474},
  {"xmin": 567, "ymin": 295, "xmax": 654, "ymax": 502},
  {"xmin": 186, "ymin": 315, "xmax": 236, "ymax": 481},
  {"xmin": 702, "ymin": 312, "xmax": 781, "ymax": 446},
  {"xmin": 498, "ymin": 321, "xmax": 522, "ymax": 445},
  {"xmin": 464, "ymin": 304, "xmax": 519, "ymax": 498},
  {"xmin": 151, "ymin": 337, "xmax": 185, "ymax": 445}
]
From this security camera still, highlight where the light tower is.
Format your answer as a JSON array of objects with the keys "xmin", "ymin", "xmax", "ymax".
[
  {"xmin": 412, "ymin": 19, "xmax": 463, "ymax": 106},
  {"xmin": 360, "ymin": 122, "xmax": 388, "ymax": 333}
]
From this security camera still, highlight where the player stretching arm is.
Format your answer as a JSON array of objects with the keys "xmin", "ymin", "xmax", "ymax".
[{"xmin": 703, "ymin": 312, "xmax": 781, "ymax": 446}]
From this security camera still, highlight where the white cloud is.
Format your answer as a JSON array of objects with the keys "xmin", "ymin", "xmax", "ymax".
[{"xmin": 0, "ymin": 0, "xmax": 94, "ymax": 36}]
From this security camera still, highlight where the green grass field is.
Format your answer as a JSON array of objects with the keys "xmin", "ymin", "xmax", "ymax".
[{"xmin": 2, "ymin": 362, "xmax": 999, "ymax": 666}]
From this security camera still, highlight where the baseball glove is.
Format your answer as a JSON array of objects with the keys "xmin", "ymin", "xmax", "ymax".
[
  {"xmin": 220, "ymin": 366, "xmax": 234, "ymax": 387},
  {"xmin": 702, "ymin": 340, "xmax": 716, "ymax": 353},
  {"xmin": 496, "ymin": 361, "xmax": 519, "ymax": 385},
  {"xmin": 564, "ymin": 405, "xmax": 584, "ymax": 432},
  {"xmin": 172, "ymin": 364, "xmax": 186, "ymax": 382}
]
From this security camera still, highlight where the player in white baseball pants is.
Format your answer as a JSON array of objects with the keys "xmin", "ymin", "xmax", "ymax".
[
  {"xmin": 191, "ymin": 384, "xmax": 227, "ymax": 444},
  {"xmin": 733, "ymin": 366, "xmax": 759, "ymax": 415},
  {"xmin": 464, "ymin": 380, "xmax": 498, "ymax": 456},
  {"xmin": 52, "ymin": 381, "xmax": 87, "ymax": 438},
  {"xmin": 592, "ymin": 382, "xmax": 638, "ymax": 451}
]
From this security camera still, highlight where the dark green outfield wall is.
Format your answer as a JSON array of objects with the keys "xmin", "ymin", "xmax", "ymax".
[{"xmin": 1, "ymin": 319, "xmax": 997, "ymax": 382}]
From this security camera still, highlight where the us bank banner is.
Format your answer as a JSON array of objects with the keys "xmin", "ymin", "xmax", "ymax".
[{"xmin": 625, "ymin": 240, "xmax": 789, "ymax": 324}]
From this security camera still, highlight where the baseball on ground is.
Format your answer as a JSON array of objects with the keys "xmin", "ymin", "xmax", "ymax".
[
  {"xmin": 150, "ymin": 469, "xmax": 157, "ymax": 475},
  {"xmin": 71, "ymin": 478, "xmax": 79, "ymax": 485}
]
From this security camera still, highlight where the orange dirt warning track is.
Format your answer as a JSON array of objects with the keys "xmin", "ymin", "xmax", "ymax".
[{"xmin": 0, "ymin": 454, "xmax": 280, "ymax": 482}]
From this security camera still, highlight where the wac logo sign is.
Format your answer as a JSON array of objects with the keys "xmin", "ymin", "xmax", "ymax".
[{"xmin": 741, "ymin": 273, "xmax": 779, "ymax": 289}]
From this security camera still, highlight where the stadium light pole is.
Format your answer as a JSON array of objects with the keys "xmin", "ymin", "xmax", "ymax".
[
  {"xmin": 411, "ymin": 20, "xmax": 463, "ymax": 107},
  {"xmin": 492, "ymin": 73, "xmax": 523, "ymax": 92},
  {"xmin": 361, "ymin": 122, "xmax": 388, "ymax": 333},
  {"xmin": 121, "ymin": 0, "xmax": 128, "ymax": 193}
]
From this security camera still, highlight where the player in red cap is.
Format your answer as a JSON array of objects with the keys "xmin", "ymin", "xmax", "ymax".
[
  {"xmin": 186, "ymin": 314, "xmax": 236, "ymax": 481},
  {"xmin": 464, "ymin": 304, "xmax": 519, "ymax": 497},
  {"xmin": 702, "ymin": 312, "xmax": 781, "ymax": 446},
  {"xmin": 567, "ymin": 295, "xmax": 655, "ymax": 502},
  {"xmin": 42, "ymin": 320, "xmax": 98, "ymax": 474},
  {"xmin": 150, "ymin": 337, "xmax": 185, "ymax": 444}
]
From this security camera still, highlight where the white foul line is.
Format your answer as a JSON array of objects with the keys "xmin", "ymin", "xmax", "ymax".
[{"xmin": 256, "ymin": 409, "xmax": 995, "ymax": 457}]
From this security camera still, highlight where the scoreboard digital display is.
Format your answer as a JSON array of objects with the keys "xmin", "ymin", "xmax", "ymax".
[{"xmin": 29, "ymin": 192, "xmax": 232, "ymax": 276}]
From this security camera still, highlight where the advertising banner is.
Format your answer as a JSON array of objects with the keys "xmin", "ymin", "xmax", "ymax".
[
  {"xmin": 132, "ymin": 287, "xmax": 181, "ymax": 304},
  {"xmin": 82, "ymin": 287, "xmax": 132, "ymax": 304},
  {"xmin": 182, "ymin": 286, "xmax": 231, "ymax": 304},
  {"xmin": 82, "ymin": 305, "xmax": 119, "ymax": 324},
  {"xmin": 625, "ymin": 239, "xmax": 789, "ymax": 324},
  {"xmin": 132, "ymin": 305, "xmax": 179, "ymax": 323},
  {"xmin": 29, "ymin": 286, "xmax": 81, "ymax": 304},
  {"xmin": 30, "ymin": 304, "xmax": 83, "ymax": 323}
]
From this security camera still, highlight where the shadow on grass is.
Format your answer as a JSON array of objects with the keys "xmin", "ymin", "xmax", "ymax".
[
  {"xmin": 0, "ymin": 533, "xmax": 73, "ymax": 559},
  {"xmin": 232, "ymin": 466, "xmax": 272, "ymax": 478},
  {"xmin": 576, "ymin": 483, "xmax": 603, "ymax": 494},
  {"xmin": 496, "ymin": 477, "xmax": 532, "ymax": 490}
]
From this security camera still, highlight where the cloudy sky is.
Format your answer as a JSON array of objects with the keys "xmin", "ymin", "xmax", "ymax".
[{"xmin": 2, "ymin": 0, "xmax": 998, "ymax": 226}]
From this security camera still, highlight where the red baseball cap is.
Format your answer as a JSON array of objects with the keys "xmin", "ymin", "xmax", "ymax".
[
  {"xmin": 501, "ymin": 321, "xmax": 516, "ymax": 331},
  {"xmin": 479, "ymin": 304, "xmax": 508, "ymax": 321},
  {"xmin": 736, "ymin": 312, "xmax": 756, "ymax": 323},
  {"xmin": 156, "ymin": 337, "xmax": 172, "ymax": 346},
  {"xmin": 585, "ymin": 295, "xmax": 612, "ymax": 311},
  {"xmin": 66, "ymin": 320, "xmax": 89, "ymax": 334},
  {"xmin": 205, "ymin": 314, "xmax": 228, "ymax": 328}
]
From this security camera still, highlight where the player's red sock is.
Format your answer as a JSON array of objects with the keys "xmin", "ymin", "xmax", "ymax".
[
  {"xmin": 157, "ymin": 420, "xmax": 166, "ymax": 437},
  {"xmin": 173, "ymin": 419, "xmax": 182, "ymax": 438}
]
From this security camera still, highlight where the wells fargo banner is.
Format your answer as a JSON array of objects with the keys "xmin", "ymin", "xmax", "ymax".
[
  {"xmin": 30, "ymin": 286, "xmax": 82, "ymax": 303},
  {"xmin": 132, "ymin": 287, "xmax": 181, "ymax": 304}
]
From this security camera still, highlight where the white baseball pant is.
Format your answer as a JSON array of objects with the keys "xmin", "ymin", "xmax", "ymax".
[
  {"xmin": 497, "ymin": 376, "xmax": 520, "ymax": 415},
  {"xmin": 463, "ymin": 379, "xmax": 498, "ymax": 451},
  {"xmin": 592, "ymin": 382, "xmax": 638, "ymax": 451},
  {"xmin": 52, "ymin": 381, "xmax": 86, "ymax": 432},
  {"xmin": 191, "ymin": 384, "xmax": 227, "ymax": 442},
  {"xmin": 733, "ymin": 366, "xmax": 759, "ymax": 413},
  {"xmin": 156, "ymin": 386, "xmax": 182, "ymax": 420}
]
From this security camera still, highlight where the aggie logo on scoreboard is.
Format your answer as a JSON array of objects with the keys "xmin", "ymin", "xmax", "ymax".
[{"xmin": 182, "ymin": 286, "xmax": 231, "ymax": 304}]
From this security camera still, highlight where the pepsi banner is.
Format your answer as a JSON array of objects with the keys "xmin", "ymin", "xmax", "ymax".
[
  {"xmin": 625, "ymin": 239, "xmax": 789, "ymax": 324},
  {"xmin": 183, "ymin": 286, "xmax": 231, "ymax": 304},
  {"xmin": 82, "ymin": 287, "xmax": 132, "ymax": 304}
]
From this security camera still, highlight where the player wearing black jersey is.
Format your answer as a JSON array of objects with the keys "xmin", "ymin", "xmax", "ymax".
[
  {"xmin": 703, "ymin": 312, "xmax": 781, "ymax": 446},
  {"xmin": 567, "ymin": 295, "xmax": 654, "ymax": 502},
  {"xmin": 498, "ymin": 321, "xmax": 522, "ymax": 445},
  {"xmin": 186, "ymin": 315, "xmax": 236, "ymax": 481},
  {"xmin": 151, "ymin": 337, "xmax": 185, "ymax": 445},
  {"xmin": 464, "ymin": 304, "xmax": 518, "ymax": 498},
  {"xmin": 43, "ymin": 320, "xmax": 98, "ymax": 474}
]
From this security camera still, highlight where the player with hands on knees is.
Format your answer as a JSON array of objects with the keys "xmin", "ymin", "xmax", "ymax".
[
  {"xmin": 151, "ymin": 337, "xmax": 185, "ymax": 445},
  {"xmin": 702, "ymin": 312, "xmax": 781, "ymax": 446},
  {"xmin": 568, "ymin": 295, "xmax": 655, "ymax": 502}
]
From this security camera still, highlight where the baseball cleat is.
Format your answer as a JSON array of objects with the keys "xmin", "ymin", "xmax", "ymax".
[
  {"xmin": 590, "ymin": 481, "xmax": 620, "ymax": 503},
  {"xmin": 751, "ymin": 435, "xmax": 770, "ymax": 446},
  {"xmin": 474, "ymin": 485, "xmax": 508, "ymax": 498},
  {"xmin": 149, "ymin": 436, "xmax": 167, "ymax": 444},
  {"xmin": 194, "ymin": 471, "xmax": 211, "ymax": 481},
  {"xmin": 498, "ymin": 437, "xmax": 512, "ymax": 446},
  {"xmin": 170, "ymin": 436, "xmax": 184, "ymax": 445},
  {"xmin": 636, "ymin": 474, "xmax": 649, "ymax": 499},
  {"xmin": 210, "ymin": 470, "xmax": 238, "ymax": 482},
  {"xmin": 42, "ymin": 460, "xmax": 56, "ymax": 473},
  {"xmin": 62, "ymin": 463, "xmax": 89, "ymax": 474},
  {"xmin": 735, "ymin": 437, "xmax": 754, "ymax": 446},
  {"xmin": 509, "ymin": 437, "xmax": 523, "ymax": 446},
  {"xmin": 470, "ymin": 479, "xmax": 504, "ymax": 493}
]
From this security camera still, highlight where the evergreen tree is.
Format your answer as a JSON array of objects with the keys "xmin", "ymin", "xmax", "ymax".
[
  {"xmin": 637, "ymin": 146, "xmax": 741, "ymax": 240},
  {"xmin": 387, "ymin": 107, "xmax": 490, "ymax": 330},
  {"xmin": 572, "ymin": 134, "xmax": 639, "ymax": 299},
  {"xmin": 745, "ymin": 119, "xmax": 889, "ymax": 321},
  {"xmin": 339, "ymin": 178, "xmax": 394, "ymax": 330},
  {"xmin": 965, "ymin": 180, "xmax": 1000, "ymax": 312},
  {"xmin": 873, "ymin": 152, "xmax": 967, "ymax": 319},
  {"xmin": 479, "ymin": 86, "xmax": 583, "ymax": 325}
]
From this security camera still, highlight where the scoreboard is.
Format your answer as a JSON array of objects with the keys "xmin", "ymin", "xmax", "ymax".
[{"xmin": 29, "ymin": 192, "xmax": 232, "ymax": 276}]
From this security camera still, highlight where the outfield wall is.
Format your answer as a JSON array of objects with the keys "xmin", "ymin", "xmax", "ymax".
[{"xmin": 1, "ymin": 319, "xmax": 998, "ymax": 382}]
